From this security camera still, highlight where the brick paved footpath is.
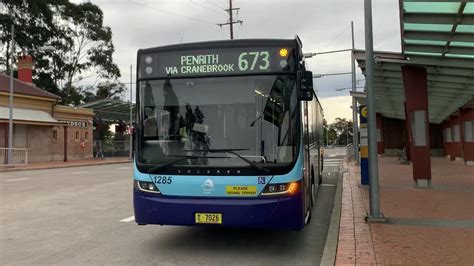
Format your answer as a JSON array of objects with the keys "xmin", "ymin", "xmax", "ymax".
[
  {"xmin": 336, "ymin": 157, "xmax": 474, "ymax": 265},
  {"xmin": 0, "ymin": 157, "xmax": 131, "ymax": 172}
]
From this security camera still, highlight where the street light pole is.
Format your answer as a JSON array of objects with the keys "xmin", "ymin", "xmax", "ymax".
[
  {"xmin": 303, "ymin": 48, "xmax": 352, "ymax": 58},
  {"xmin": 313, "ymin": 72, "xmax": 352, "ymax": 78},
  {"xmin": 364, "ymin": 0, "xmax": 384, "ymax": 221},
  {"xmin": 351, "ymin": 21, "xmax": 360, "ymax": 165},
  {"xmin": 8, "ymin": 25, "xmax": 15, "ymax": 165}
]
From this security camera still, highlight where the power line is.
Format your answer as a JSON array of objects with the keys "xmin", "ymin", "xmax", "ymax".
[
  {"xmin": 189, "ymin": 0, "xmax": 226, "ymax": 17},
  {"xmin": 129, "ymin": 1, "xmax": 217, "ymax": 25},
  {"xmin": 218, "ymin": 0, "xmax": 242, "ymax": 39},
  {"xmin": 206, "ymin": 0, "xmax": 226, "ymax": 9},
  {"xmin": 320, "ymin": 26, "xmax": 351, "ymax": 51}
]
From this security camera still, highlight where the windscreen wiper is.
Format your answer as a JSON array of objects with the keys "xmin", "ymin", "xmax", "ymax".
[
  {"xmin": 184, "ymin": 148, "xmax": 269, "ymax": 173},
  {"xmin": 148, "ymin": 155, "xmax": 229, "ymax": 173}
]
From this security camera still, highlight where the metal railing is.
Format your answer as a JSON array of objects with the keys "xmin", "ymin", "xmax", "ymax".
[
  {"xmin": 94, "ymin": 140, "xmax": 130, "ymax": 158},
  {"xmin": 0, "ymin": 148, "xmax": 29, "ymax": 166}
]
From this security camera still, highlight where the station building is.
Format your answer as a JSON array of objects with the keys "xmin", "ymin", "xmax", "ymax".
[
  {"xmin": 352, "ymin": 0, "xmax": 474, "ymax": 186},
  {"xmin": 0, "ymin": 55, "xmax": 94, "ymax": 163}
]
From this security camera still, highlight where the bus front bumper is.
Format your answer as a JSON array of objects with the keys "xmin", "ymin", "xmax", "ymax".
[{"xmin": 133, "ymin": 190, "xmax": 305, "ymax": 230}]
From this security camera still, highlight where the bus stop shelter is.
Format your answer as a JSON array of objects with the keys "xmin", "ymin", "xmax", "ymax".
[
  {"xmin": 80, "ymin": 99, "xmax": 136, "ymax": 158},
  {"xmin": 353, "ymin": 0, "xmax": 474, "ymax": 186}
]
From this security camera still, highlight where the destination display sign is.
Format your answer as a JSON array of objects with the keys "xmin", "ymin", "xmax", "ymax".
[{"xmin": 138, "ymin": 47, "xmax": 295, "ymax": 79}]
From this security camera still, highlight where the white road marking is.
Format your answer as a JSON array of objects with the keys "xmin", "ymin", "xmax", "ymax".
[
  {"xmin": 71, "ymin": 171, "xmax": 88, "ymax": 175},
  {"xmin": 120, "ymin": 216, "xmax": 135, "ymax": 222},
  {"xmin": 328, "ymin": 172, "xmax": 331, "ymax": 176},
  {"xmin": 320, "ymin": 184, "xmax": 336, "ymax": 187},
  {"xmin": 4, "ymin": 178, "xmax": 30, "ymax": 182},
  {"xmin": 329, "ymin": 154, "xmax": 337, "ymax": 157}
]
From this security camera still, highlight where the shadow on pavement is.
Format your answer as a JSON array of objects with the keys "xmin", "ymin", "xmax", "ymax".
[{"xmin": 145, "ymin": 226, "xmax": 306, "ymax": 258}]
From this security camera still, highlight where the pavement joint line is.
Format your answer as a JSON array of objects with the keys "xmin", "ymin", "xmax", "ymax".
[
  {"xmin": 320, "ymin": 166, "xmax": 344, "ymax": 265},
  {"xmin": 120, "ymin": 216, "xmax": 135, "ymax": 223},
  {"xmin": 387, "ymin": 217, "xmax": 474, "ymax": 228},
  {"xmin": 3, "ymin": 178, "xmax": 31, "ymax": 182}
]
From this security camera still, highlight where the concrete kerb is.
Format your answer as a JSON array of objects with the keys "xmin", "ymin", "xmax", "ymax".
[
  {"xmin": 320, "ymin": 162, "xmax": 345, "ymax": 266},
  {"xmin": 0, "ymin": 159, "xmax": 132, "ymax": 172}
]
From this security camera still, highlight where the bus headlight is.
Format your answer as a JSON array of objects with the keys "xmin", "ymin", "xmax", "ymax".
[
  {"xmin": 261, "ymin": 181, "xmax": 300, "ymax": 196},
  {"xmin": 135, "ymin": 180, "xmax": 161, "ymax": 194}
]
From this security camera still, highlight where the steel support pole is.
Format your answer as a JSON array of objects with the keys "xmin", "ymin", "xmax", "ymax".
[
  {"xmin": 351, "ymin": 21, "xmax": 360, "ymax": 164},
  {"xmin": 364, "ymin": 0, "xmax": 384, "ymax": 221},
  {"xmin": 8, "ymin": 25, "xmax": 15, "ymax": 165},
  {"xmin": 129, "ymin": 64, "xmax": 133, "ymax": 160}
]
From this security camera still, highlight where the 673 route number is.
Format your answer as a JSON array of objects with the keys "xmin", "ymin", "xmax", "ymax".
[{"xmin": 152, "ymin": 176, "xmax": 173, "ymax": 184}]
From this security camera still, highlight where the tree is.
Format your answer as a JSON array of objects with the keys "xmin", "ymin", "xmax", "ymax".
[
  {"xmin": 322, "ymin": 118, "xmax": 328, "ymax": 145},
  {"xmin": 328, "ymin": 117, "xmax": 354, "ymax": 145},
  {"xmin": 82, "ymin": 81, "xmax": 125, "ymax": 103},
  {"xmin": 0, "ymin": 0, "xmax": 121, "ymax": 104}
]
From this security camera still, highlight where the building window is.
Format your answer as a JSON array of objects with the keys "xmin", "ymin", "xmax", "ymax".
[
  {"xmin": 377, "ymin": 128, "xmax": 382, "ymax": 142},
  {"xmin": 53, "ymin": 130, "xmax": 57, "ymax": 140},
  {"xmin": 465, "ymin": 121, "xmax": 474, "ymax": 142},
  {"xmin": 411, "ymin": 110, "xmax": 427, "ymax": 146},
  {"xmin": 75, "ymin": 131, "xmax": 79, "ymax": 141},
  {"xmin": 85, "ymin": 131, "xmax": 89, "ymax": 141},
  {"xmin": 444, "ymin": 128, "xmax": 452, "ymax": 143},
  {"xmin": 453, "ymin": 125, "xmax": 460, "ymax": 142}
]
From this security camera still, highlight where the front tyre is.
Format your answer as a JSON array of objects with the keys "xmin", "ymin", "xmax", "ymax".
[{"xmin": 306, "ymin": 166, "xmax": 316, "ymax": 226}]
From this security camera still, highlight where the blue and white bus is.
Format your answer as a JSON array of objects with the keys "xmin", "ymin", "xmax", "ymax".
[{"xmin": 133, "ymin": 37, "xmax": 324, "ymax": 230}]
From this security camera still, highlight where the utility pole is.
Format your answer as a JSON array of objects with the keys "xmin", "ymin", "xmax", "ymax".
[
  {"xmin": 8, "ymin": 25, "xmax": 15, "ymax": 165},
  {"xmin": 218, "ymin": 0, "xmax": 242, "ymax": 40},
  {"xmin": 364, "ymin": 0, "xmax": 384, "ymax": 222},
  {"xmin": 351, "ymin": 21, "xmax": 360, "ymax": 164},
  {"xmin": 129, "ymin": 64, "xmax": 133, "ymax": 160}
]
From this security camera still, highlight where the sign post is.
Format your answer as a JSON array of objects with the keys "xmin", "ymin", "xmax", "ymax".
[{"xmin": 360, "ymin": 105, "xmax": 369, "ymax": 185}]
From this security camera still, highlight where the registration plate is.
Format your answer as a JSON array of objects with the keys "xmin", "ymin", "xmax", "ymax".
[{"xmin": 195, "ymin": 213, "xmax": 222, "ymax": 224}]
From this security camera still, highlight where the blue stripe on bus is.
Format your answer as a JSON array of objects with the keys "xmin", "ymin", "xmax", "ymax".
[{"xmin": 133, "ymin": 150, "xmax": 304, "ymax": 197}]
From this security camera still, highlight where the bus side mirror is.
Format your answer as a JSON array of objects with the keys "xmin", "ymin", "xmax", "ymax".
[{"xmin": 297, "ymin": 70, "xmax": 314, "ymax": 101}]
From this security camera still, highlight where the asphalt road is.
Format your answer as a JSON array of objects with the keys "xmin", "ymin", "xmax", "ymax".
[{"xmin": 0, "ymin": 148, "xmax": 346, "ymax": 265}]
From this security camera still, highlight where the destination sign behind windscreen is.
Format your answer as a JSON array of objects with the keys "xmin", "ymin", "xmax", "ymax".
[{"xmin": 138, "ymin": 47, "xmax": 295, "ymax": 79}]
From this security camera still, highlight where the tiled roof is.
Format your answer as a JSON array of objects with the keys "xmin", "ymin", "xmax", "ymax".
[{"xmin": 0, "ymin": 73, "xmax": 60, "ymax": 100}]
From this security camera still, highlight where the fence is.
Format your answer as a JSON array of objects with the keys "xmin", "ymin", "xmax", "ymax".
[
  {"xmin": 0, "ymin": 148, "xmax": 29, "ymax": 166},
  {"xmin": 94, "ymin": 140, "xmax": 131, "ymax": 158}
]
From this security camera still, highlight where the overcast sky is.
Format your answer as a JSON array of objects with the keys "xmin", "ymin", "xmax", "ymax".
[{"xmin": 75, "ymin": 0, "xmax": 401, "ymax": 123}]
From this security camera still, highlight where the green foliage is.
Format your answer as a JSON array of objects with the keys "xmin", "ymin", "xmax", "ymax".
[
  {"xmin": 82, "ymin": 81, "xmax": 126, "ymax": 103},
  {"xmin": 0, "ymin": 0, "xmax": 121, "ymax": 105},
  {"xmin": 328, "ymin": 117, "xmax": 354, "ymax": 145}
]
